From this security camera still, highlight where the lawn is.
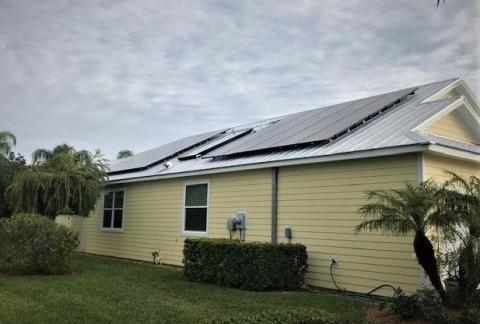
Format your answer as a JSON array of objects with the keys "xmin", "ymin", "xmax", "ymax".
[{"xmin": 0, "ymin": 254, "xmax": 367, "ymax": 324}]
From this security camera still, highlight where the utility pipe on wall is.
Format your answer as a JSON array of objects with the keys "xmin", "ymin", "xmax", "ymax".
[{"xmin": 271, "ymin": 167, "xmax": 278, "ymax": 244}]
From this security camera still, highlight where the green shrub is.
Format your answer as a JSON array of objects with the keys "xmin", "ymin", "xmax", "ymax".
[
  {"xmin": 391, "ymin": 291, "xmax": 419, "ymax": 319},
  {"xmin": 183, "ymin": 238, "xmax": 308, "ymax": 291},
  {"xmin": 391, "ymin": 289, "xmax": 451, "ymax": 323},
  {"xmin": 0, "ymin": 214, "xmax": 79, "ymax": 274},
  {"xmin": 203, "ymin": 308, "xmax": 339, "ymax": 324},
  {"xmin": 461, "ymin": 306, "xmax": 480, "ymax": 324},
  {"xmin": 460, "ymin": 291, "xmax": 480, "ymax": 324}
]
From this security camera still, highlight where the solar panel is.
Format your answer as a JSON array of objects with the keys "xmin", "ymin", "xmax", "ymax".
[
  {"xmin": 178, "ymin": 129, "xmax": 253, "ymax": 160},
  {"xmin": 205, "ymin": 86, "xmax": 417, "ymax": 157},
  {"xmin": 108, "ymin": 129, "xmax": 226, "ymax": 174}
]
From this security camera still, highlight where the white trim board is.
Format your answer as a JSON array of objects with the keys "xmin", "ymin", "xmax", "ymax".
[{"xmin": 421, "ymin": 78, "xmax": 460, "ymax": 103}]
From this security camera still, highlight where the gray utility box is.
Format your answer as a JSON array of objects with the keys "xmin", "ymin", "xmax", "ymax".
[
  {"xmin": 226, "ymin": 212, "xmax": 247, "ymax": 230},
  {"xmin": 236, "ymin": 212, "xmax": 246, "ymax": 229}
]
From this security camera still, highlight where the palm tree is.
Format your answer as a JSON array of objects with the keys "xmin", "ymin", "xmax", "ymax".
[
  {"xmin": 442, "ymin": 173, "xmax": 480, "ymax": 303},
  {"xmin": 117, "ymin": 149, "xmax": 134, "ymax": 159},
  {"xmin": 32, "ymin": 143, "xmax": 74, "ymax": 164},
  {"xmin": 0, "ymin": 131, "xmax": 16, "ymax": 157},
  {"xmin": 356, "ymin": 181, "xmax": 452, "ymax": 301},
  {"xmin": 31, "ymin": 144, "xmax": 104, "ymax": 166}
]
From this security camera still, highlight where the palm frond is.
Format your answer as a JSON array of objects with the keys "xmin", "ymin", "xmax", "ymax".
[
  {"xmin": 357, "ymin": 181, "xmax": 445, "ymax": 236},
  {"xmin": 0, "ymin": 131, "xmax": 16, "ymax": 157},
  {"xmin": 32, "ymin": 149, "xmax": 53, "ymax": 165}
]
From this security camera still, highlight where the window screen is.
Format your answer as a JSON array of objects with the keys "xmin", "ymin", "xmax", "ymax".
[
  {"xmin": 102, "ymin": 190, "xmax": 124, "ymax": 230},
  {"xmin": 184, "ymin": 183, "xmax": 208, "ymax": 233}
]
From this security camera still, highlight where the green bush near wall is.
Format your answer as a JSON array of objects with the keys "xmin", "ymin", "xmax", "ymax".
[
  {"xmin": 183, "ymin": 238, "xmax": 308, "ymax": 291},
  {"xmin": 0, "ymin": 214, "xmax": 79, "ymax": 274}
]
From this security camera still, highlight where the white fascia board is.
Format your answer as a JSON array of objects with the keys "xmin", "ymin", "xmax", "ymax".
[
  {"xmin": 459, "ymin": 79, "xmax": 480, "ymax": 113},
  {"xmin": 422, "ymin": 78, "xmax": 461, "ymax": 103},
  {"xmin": 463, "ymin": 100, "xmax": 480, "ymax": 126},
  {"xmin": 107, "ymin": 144, "xmax": 429, "ymax": 185}
]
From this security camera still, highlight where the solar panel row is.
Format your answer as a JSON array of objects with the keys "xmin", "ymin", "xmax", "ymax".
[
  {"xmin": 108, "ymin": 129, "xmax": 225, "ymax": 174},
  {"xmin": 205, "ymin": 86, "xmax": 417, "ymax": 157}
]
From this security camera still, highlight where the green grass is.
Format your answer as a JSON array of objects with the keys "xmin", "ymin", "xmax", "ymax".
[{"xmin": 0, "ymin": 254, "xmax": 366, "ymax": 323}]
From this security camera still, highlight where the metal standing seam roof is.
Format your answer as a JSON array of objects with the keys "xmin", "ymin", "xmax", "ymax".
[
  {"xmin": 204, "ymin": 86, "xmax": 418, "ymax": 157},
  {"xmin": 107, "ymin": 78, "xmax": 479, "ymax": 182}
]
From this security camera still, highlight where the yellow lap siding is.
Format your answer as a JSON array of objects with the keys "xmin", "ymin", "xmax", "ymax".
[
  {"xmin": 78, "ymin": 169, "xmax": 272, "ymax": 266},
  {"xmin": 78, "ymin": 154, "xmax": 422, "ymax": 296},
  {"xmin": 424, "ymin": 153, "xmax": 480, "ymax": 182},
  {"xmin": 425, "ymin": 111, "xmax": 477, "ymax": 144},
  {"xmin": 277, "ymin": 154, "xmax": 420, "ymax": 295}
]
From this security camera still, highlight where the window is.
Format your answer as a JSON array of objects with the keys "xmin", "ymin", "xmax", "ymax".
[
  {"xmin": 183, "ymin": 182, "xmax": 209, "ymax": 234},
  {"xmin": 102, "ymin": 190, "xmax": 124, "ymax": 230}
]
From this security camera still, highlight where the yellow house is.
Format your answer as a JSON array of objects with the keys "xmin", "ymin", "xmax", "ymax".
[{"xmin": 71, "ymin": 78, "xmax": 480, "ymax": 296}]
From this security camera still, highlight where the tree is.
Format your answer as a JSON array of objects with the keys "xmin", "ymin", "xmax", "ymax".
[
  {"xmin": 117, "ymin": 149, "xmax": 134, "ymax": 159},
  {"xmin": 0, "ymin": 131, "xmax": 16, "ymax": 157},
  {"xmin": 356, "ymin": 181, "xmax": 453, "ymax": 301},
  {"xmin": 442, "ymin": 173, "xmax": 480, "ymax": 303},
  {"xmin": 0, "ymin": 152, "xmax": 26, "ymax": 218},
  {"xmin": 6, "ymin": 145, "xmax": 108, "ymax": 219},
  {"xmin": 0, "ymin": 131, "xmax": 24, "ymax": 218}
]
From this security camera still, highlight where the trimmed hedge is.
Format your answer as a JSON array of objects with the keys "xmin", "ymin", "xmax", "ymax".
[{"xmin": 183, "ymin": 238, "xmax": 308, "ymax": 291}]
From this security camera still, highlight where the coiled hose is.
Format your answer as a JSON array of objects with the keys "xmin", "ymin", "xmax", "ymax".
[{"xmin": 330, "ymin": 259, "xmax": 401, "ymax": 299}]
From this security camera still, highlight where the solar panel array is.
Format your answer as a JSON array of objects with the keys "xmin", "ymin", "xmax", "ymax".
[
  {"xmin": 205, "ymin": 87, "xmax": 417, "ymax": 157},
  {"xmin": 108, "ymin": 129, "xmax": 225, "ymax": 174},
  {"xmin": 178, "ymin": 129, "xmax": 253, "ymax": 160}
]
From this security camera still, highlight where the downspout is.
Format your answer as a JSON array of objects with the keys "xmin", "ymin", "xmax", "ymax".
[{"xmin": 271, "ymin": 167, "xmax": 278, "ymax": 244}]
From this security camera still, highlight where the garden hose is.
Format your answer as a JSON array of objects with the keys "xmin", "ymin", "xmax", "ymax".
[{"xmin": 329, "ymin": 259, "xmax": 400, "ymax": 298}]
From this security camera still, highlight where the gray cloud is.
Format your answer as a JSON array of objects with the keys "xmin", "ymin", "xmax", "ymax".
[{"xmin": 1, "ymin": 0, "xmax": 479, "ymax": 160}]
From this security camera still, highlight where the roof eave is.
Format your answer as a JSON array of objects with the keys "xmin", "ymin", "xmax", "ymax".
[{"xmin": 107, "ymin": 144, "xmax": 430, "ymax": 185}]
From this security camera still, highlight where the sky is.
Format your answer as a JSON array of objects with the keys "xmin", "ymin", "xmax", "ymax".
[{"xmin": 1, "ymin": 0, "xmax": 479, "ymax": 161}]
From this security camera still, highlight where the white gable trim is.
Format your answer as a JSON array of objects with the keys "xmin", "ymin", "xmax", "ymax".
[
  {"xmin": 423, "ymin": 78, "xmax": 480, "ymax": 115},
  {"xmin": 413, "ymin": 97, "xmax": 464, "ymax": 131},
  {"xmin": 414, "ymin": 97, "xmax": 480, "ymax": 141},
  {"xmin": 422, "ymin": 78, "xmax": 461, "ymax": 103},
  {"xmin": 463, "ymin": 100, "xmax": 480, "ymax": 126}
]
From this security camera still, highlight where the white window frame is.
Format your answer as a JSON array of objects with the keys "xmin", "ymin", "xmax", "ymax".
[
  {"xmin": 101, "ymin": 188, "xmax": 126, "ymax": 232},
  {"xmin": 182, "ymin": 180, "xmax": 210, "ymax": 236}
]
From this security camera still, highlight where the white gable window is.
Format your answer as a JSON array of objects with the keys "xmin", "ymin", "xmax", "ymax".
[
  {"xmin": 183, "ymin": 182, "xmax": 209, "ymax": 235},
  {"xmin": 102, "ymin": 190, "xmax": 125, "ymax": 230}
]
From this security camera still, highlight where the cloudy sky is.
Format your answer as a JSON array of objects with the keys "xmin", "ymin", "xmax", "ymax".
[{"xmin": 1, "ymin": 0, "xmax": 479, "ymax": 161}]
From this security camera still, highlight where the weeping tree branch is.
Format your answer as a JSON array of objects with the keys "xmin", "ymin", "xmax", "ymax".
[{"xmin": 6, "ymin": 146, "xmax": 108, "ymax": 219}]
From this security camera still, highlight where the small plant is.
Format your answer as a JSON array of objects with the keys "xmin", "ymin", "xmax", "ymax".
[
  {"xmin": 459, "ymin": 291, "xmax": 480, "ymax": 324},
  {"xmin": 441, "ymin": 250, "xmax": 460, "ymax": 281},
  {"xmin": 461, "ymin": 306, "xmax": 480, "ymax": 324},
  {"xmin": 391, "ymin": 289, "xmax": 451, "ymax": 323},
  {"xmin": 0, "ymin": 213, "xmax": 79, "ymax": 274},
  {"xmin": 391, "ymin": 290, "xmax": 419, "ymax": 319}
]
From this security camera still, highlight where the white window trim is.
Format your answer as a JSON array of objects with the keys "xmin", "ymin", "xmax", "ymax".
[
  {"xmin": 182, "ymin": 179, "xmax": 210, "ymax": 236},
  {"xmin": 101, "ymin": 188, "xmax": 126, "ymax": 232}
]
